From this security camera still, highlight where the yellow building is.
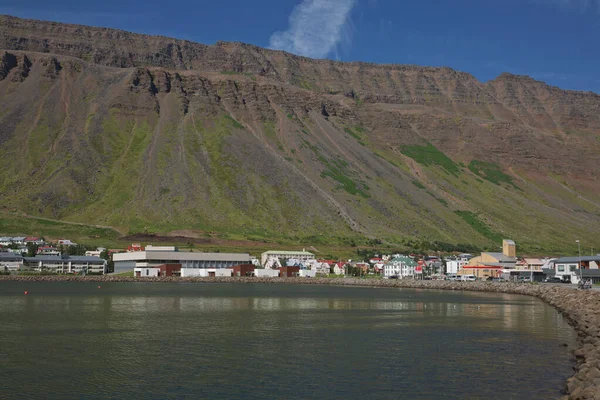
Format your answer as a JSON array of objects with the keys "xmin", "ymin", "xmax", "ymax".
[{"xmin": 458, "ymin": 239, "xmax": 517, "ymax": 279}]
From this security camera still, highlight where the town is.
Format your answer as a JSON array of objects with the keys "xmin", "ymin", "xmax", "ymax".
[{"xmin": 1, "ymin": 236, "xmax": 598, "ymax": 286}]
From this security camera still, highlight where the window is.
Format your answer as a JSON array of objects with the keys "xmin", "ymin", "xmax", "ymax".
[
  {"xmin": 569, "ymin": 265, "xmax": 577, "ymax": 272},
  {"xmin": 558, "ymin": 265, "xmax": 565, "ymax": 272}
]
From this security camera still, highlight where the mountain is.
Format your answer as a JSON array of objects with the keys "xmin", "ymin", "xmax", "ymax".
[{"xmin": 1, "ymin": 15, "xmax": 599, "ymax": 252}]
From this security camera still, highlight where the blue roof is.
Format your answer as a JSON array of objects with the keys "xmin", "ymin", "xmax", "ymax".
[
  {"xmin": 24, "ymin": 255, "xmax": 105, "ymax": 263},
  {"xmin": 554, "ymin": 256, "xmax": 600, "ymax": 263}
]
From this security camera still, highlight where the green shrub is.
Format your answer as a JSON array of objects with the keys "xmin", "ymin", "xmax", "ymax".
[
  {"xmin": 401, "ymin": 142, "xmax": 459, "ymax": 175},
  {"xmin": 468, "ymin": 160, "xmax": 520, "ymax": 189},
  {"xmin": 412, "ymin": 180, "xmax": 426, "ymax": 189}
]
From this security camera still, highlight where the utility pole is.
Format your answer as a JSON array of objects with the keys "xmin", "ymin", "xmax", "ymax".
[{"xmin": 576, "ymin": 240, "xmax": 582, "ymax": 284}]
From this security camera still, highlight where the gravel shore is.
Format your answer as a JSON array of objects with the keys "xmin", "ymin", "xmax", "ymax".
[{"xmin": 2, "ymin": 275, "xmax": 598, "ymax": 399}]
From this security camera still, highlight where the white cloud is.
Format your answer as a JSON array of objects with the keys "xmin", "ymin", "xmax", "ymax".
[{"xmin": 269, "ymin": 0, "xmax": 357, "ymax": 59}]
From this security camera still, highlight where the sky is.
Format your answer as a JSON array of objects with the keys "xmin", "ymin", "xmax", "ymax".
[{"xmin": 1, "ymin": 0, "xmax": 599, "ymax": 92}]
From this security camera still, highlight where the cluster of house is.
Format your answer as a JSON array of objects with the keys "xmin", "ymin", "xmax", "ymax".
[
  {"xmin": 0, "ymin": 236, "xmax": 107, "ymax": 274},
  {"xmin": 444, "ymin": 240, "xmax": 600, "ymax": 284},
  {"xmin": 2, "ymin": 234, "xmax": 598, "ymax": 284}
]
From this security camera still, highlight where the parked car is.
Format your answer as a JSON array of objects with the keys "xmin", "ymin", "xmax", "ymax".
[
  {"xmin": 461, "ymin": 275, "xmax": 476, "ymax": 281},
  {"xmin": 545, "ymin": 277, "xmax": 563, "ymax": 283},
  {"xmin": 522, "ymin": 277, "xmax": 531, "ymax": 282},
  {"xmin": 492, "ymin": 277, "xmax": 506, "ymax": 282}
]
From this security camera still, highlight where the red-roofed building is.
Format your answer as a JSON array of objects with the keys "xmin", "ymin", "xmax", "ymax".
[
  {"xmin": 317, "ymin": 259, "xmax": 337, "ymax": 266},
  {"xmin": 24, "ymin": 237, "xmax": 45, "ymax": 245},
  {"xmin": 127, "ymin": 243, "xmax": 144, "ymax": 252}
]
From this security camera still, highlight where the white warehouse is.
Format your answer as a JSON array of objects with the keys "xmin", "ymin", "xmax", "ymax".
[{"xmin": 113, "ymin": 246, "xmax": 251, "ymax": 275}]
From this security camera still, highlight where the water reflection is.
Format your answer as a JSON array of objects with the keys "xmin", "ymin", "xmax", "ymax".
[{"xmin": 0, "ymin": 283, "xmax": 576, "ymax": 400}]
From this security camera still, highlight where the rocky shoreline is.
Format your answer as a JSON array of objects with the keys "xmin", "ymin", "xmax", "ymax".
[{"xmin": 2, "ymin": 275, "xmax": 599, "ymax": 399}]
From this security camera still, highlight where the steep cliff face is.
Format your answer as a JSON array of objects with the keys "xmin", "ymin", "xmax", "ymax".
[{"xmin": 0, "ymin": 15, "xmax": 599, "ymax": 251}]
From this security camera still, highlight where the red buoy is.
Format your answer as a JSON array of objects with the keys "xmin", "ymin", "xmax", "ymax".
[
  {"xmin": 24, "ymin": 291, "xmax": 28, "ymax": 295},
  {"xmin": 97, "ymin": 286, "xmax": 101, "ymax": 289}
]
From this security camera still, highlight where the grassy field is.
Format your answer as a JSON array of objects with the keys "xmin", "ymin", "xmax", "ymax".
[{"xmin": 0, "ymin": 212, "xmax": 123, "ymax": 247}]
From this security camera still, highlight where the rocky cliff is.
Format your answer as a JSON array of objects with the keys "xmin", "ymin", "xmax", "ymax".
[{"xmin": 0, "ymin": 15, "xmax": 599, "ymax": 251}]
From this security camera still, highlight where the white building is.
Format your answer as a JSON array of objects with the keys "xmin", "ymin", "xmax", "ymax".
[
  {"xmin": 260, "ymin": 250, "xmax": 314, "ymax": 267},
  {"xmin": 23, "ymin": 255, "xmax": 106, "ymax": 274},
  {"xmin": 333, "ymin": 263, "xmax": 346, "ymax": 275},
  {"xmin": 85, "ymin": 248, "xmax": 106, "ymax": 257},
  {"xmin": 263, "ymin": 256, "xmax": 282, "ymax": 269},
  {"xmin": 11, "ymin": 237, "xmax": 26, "ymax": 245},
  {"xmin": 384, "ymin": 256, "xmax": 417, "ymax": 278},
  {"xmin": 180, "ymin": 268, "xmax": 233, "ymax": 278},
  {"xmin": 255, "ymin": 269, "xmax": 280, "ymax": 278},
  {"xmin": 113, "ymin": 247, "xmax": 250, "ymax": 274},
  {"xmin": 57, "ymin": 239, "xmax": 78, "ymax": 246},
  {"xmin": 553, "ymin": 256, "xmax": 600, "ymax": 284},
  {"xmin": 446, "ymin": 259, "xmax": 468, "ymax": 275},
  {"xmin": 316, "ymin": 262, "xmax": 330, "ymax": 276},
  {"xmin": 0, "ymin": 253, "xmax": 24, "ymax": 271},
  {"xmin": 299, "ymin": 269, "xmax": 316, "ymax": 278},
  {"xmin": 37, "ymin": 246, "xmax": 61, "ymax": 256},
  {"xmin": 134, "ymin": 267, "xmax": 160, "ymax": 277}
]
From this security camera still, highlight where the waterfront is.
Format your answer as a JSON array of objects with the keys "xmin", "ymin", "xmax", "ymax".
[{"xmin": 0, "ymin": 282, "xmax": 576, "ymax": 399}]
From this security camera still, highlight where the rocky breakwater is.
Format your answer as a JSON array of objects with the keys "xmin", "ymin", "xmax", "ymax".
[{"xmin": 1, "ymin": 275, "xmax": 598, "ymax": 398}]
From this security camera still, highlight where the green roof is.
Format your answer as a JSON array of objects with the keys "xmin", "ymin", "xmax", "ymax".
[
  {"xmin": 262, "ymin": 250, "xmax": 314, "ymax": 256},
  {"xmin": 389, "ymin": 256, "xmax": 417, "ymax": 266}
]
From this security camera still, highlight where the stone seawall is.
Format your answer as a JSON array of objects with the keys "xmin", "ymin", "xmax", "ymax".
[{"xmin": 1, "ymin": 275, "xmax": 599, "ymax": 399}]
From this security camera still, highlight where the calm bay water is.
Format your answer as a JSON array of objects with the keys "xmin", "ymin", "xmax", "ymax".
[{"xmin": 0, "ymin": 282, "xmax": 576, "ymax": 399}]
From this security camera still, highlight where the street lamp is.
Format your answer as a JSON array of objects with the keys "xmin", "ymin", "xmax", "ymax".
[{"xmin": 576, "ymin": 240, "xmax": 582, "ymax": 283}]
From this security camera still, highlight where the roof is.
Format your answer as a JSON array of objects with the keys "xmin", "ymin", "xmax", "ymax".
[
  {"xmin": 389, "ymin": 256, "xmax": 417, "ymax": 266},
  {"xmin": 69, "ymin": 256, "xmax": 105, "ymax": 262},
  {"xmin": 522, "ymin": 258, "xmax": 544, "ymax": 264},
  {"xmin": 24, "ymin": 255, "xmax": 104, "ymax": 263},
  {"xmin": 0, "ymin": 253, "xmax": 23, "ymax": 261},
  {"xmin": 262, "ymin": 250, "xmax": 314, "ymax": 256},
  {"xmin": 503, "ymin": 240, "xmax": 516, "ymax": 245},
  {"xmin": 463, "ymin": 264, "xmax": 504, "ymax": 269},
  {"xmin": 12, "ymin": 237, "xmax": 26, "ymax": 241},
  {"xmin": 553, "ymin": 256, "xmax": 600, "ymax": 263},
  {"xmin": 482, "ymin": 252, "xmax": 517, "ymax": 263},
  {"xmin": 114, "ymin": 251, "xmax": 251, "ymax": 263}
]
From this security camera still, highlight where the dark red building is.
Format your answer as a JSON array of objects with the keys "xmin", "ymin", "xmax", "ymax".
[
  {"xmin": 157, "ymin": 264, "xmax": 181, "ymax": 277},
  {"xmin": 278, "ymin": 266, "xmax": 300, "ymax": 277},
  {"xmin": 231, "ymin": 264, "xmax": 255, "ymax": 277}
]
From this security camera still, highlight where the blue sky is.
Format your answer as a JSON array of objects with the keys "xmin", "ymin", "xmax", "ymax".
[{"xmin": 1, "ymin": 0, "xmax": 599, "ymax": 92}]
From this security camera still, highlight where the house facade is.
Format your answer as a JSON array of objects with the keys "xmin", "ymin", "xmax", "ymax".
[
  {"xmin": 553, "ymin": 256, "xmax": 600, "ymax": 284},
  {"xmin": 446, "ymin": 259, "xmax": 468, "ymax": 275},
  {"xmin": 459, "ymin": 239, "xmax": 518, "ymax": 280},
  {"xmin": 23, "ymin": 255, "xmax": 106, "ymax": 274},
  {"xmin": 384, "ymin": 256, "xmax": 417, "ymax": 278},
  {"xmin": 114, "ymin": 247, "xmax": 251, "ymax": 274},
  {"xmin": 0, "ymin": 253, "xmax": 24, "ymax": 271},
  {"xmin": 260, "ymin": 250, "xmax": 315, "ymax": 267}
]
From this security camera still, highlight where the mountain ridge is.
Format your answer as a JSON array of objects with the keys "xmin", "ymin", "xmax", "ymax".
[
  {"xmin": 0, "ymin": 15, "xmax": 599, "ymax": 253},
  {"xmin": 3, "ymin": 14, "xmax": 598, "ymax": 96}
]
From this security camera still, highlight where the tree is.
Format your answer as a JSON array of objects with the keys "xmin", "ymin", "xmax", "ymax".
[
  {"xmin": 100, "ymin": 249, "xmax": 114, "ymax": 273},
  {"xmin": 26, "ymin": 242, "xmax": 39, "ymax": 257}
]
